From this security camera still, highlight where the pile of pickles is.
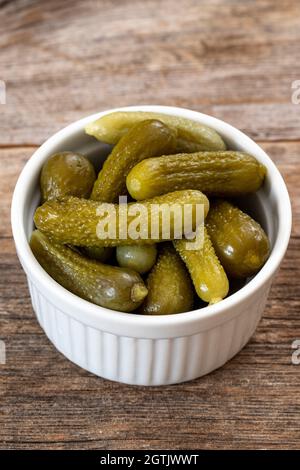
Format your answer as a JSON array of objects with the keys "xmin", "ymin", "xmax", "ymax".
[{"xmin": 31, "ymin": 111, "xmax": 270, "ymax": 314}]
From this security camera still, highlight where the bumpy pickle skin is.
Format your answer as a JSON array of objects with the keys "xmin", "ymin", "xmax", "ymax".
[
  {"xmin": 140, "ymin": 244, "xmax": 194, "ymax": 315},
  {"xmin": 85, "ymin": 111, "xmax": 226, "ymax": 152},
  {"xmin": 90, "ymin": 119, "xmax": 176, "ymax": 202},
  {"xmin": 116, "ymin": 245, "xmax": 157, "ymax": 274},
  {"xmin": 30, "ymin": 230, "xmax": 147, "ymax": 312},
  {"xmin": 40, "ymin": 152, "xmax": 96, "ymax": 202},
  {"xmin": 40, "ymin": 151, "xmax": 113, "ymax": 262},
  {"xmin": 173, "ymin": 227, "xmax": 229, "ymax": 304},
  {"xmin": 34, "ymin": 190, "xmax": 209, "ymax": 247},
  {"xmin": 206, "ymin": 200, "xmax": 270, "ymax": 278},
  {"xmin": 126, "ymin": 151, "xmax": 266, "ymax": 200}
]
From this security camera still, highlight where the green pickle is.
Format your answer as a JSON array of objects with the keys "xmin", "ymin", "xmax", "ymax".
[
  {"xmin": 40, "ymin": 151, "xmax": 96, "ymax": 202},
  {"xmin": 116, "ymin": 245, "xmax": 157, "ymax": 274},
  {"xmin": 126, "ymin": 151, "xmax": 266, "ymax": 200},
  {"xmin": 85, "ymin": 111, "xmax": 226, "ymax": 152},
  {"xmin": 174, "ymin": 227, "xmax": 229, "ymax": 304},
  {"xmin": 140, "ymin": 244, "xmax": 194, "ymax": 315},
  {"xmin": 206, "ymin": 200, "xmax": 270, "ymax": 278},
  {"xmin": 91, "ymin": 119, "xmax": 176, "ymax": 202},
  {"xmin": 34, "ymin": 190, "xmax": 209, "ymax": 247},
  {"xmin": 40, "ymin": 151, "xmax": 113, "ymax": 262},
  {"xmin": 30, "ymin": 230, "xmax": 147, "ymax": 312}
]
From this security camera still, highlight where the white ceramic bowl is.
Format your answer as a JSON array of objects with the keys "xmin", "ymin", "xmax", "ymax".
[{"xmin": 11, "ymin": 105, "xmax": 292, "ymax": 385}]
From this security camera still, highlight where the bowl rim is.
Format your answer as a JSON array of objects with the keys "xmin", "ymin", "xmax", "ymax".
[{"xmin": 11, "ymin": 105, "xmax": 292, "ymax": 337}]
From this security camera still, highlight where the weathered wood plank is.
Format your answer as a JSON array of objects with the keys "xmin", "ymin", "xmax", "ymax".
[{"xmin": 1, "ymin": 0, "xmax": 300, "ymax": 144}]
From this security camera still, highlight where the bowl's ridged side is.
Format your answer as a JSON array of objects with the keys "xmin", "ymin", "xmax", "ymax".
[{"xmin": 27, "ymin": 278, "xmax": 271, "ymax": 385}]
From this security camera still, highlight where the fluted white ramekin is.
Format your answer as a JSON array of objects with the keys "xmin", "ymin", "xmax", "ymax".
[{"xmin": 11, "ymin": 106, "xmax": 292, "ymax": 385}]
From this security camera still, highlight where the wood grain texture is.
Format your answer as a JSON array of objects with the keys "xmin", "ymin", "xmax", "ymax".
[
  {"xmin": 0, "ymin": 0, "xmax": 300, "ymax": 450},
  {"xmin": 1, "ymin": 0, "xmax": 300, "ymax": 145}
]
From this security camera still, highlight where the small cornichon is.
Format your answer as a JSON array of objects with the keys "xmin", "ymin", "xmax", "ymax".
[
  {"xmin": 126, "ymin": 151, "xmax": 266, "ymax": 200},
  {"xmin": 174, "ymin": 227, "xmax": 229, "ymax": 304},
  {"xmin": 140, "ymin": 244, "xmax": 194, "ymax": 315},
  {"xmin": 90, "ymin": 119, "xmax": 176, "ymax": 202},
  {"xmin": 30, "ymin": 230, "xmax": 148, "ymax": 312},
  {"xmin": 40, "ymin": 151, "xmax": 113, "ymax": 262},
  {"xmin": 85, "ymin": 111, "xmax": 227, "ymax": 153},
  {"xmin": 40, "ymin": 151, "xmax": 96, "ymax": 202},
  {"xmin": 116, "ymin": 245, "xmax": 157, "ymax": 274},
  {"xmin": 206, "ymin": 200, "xmax": 270, "ymax": 278},
  {"xmin": 34, "ymin": 190, "xmax": 209, "ymax": 247}
]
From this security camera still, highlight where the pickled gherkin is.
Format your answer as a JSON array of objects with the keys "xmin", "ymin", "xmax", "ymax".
[
  {"xmin": 85, "ymin": 111, "xmax": 226, "ymax": 153},
  {"xmin": 116, "ymin": 245, "xmax": 157, "ymax": 274},
  {"xmin": 40, "ymin": 151, "xmax": 96, "ymax": 202},
  {"xmin": 91, "ymin": 119, "xmax": 176, "ymax": 202},
  {"xmin": 30, "ymin": 230, "xmax": 148, "ymax": 312},
  {"xmin": 206, "ymin": 200, "xmax": 270, "ymax": 278},
  {"xmin": 40, "ymin": 151, "xmax": 113, "ymax": 262},
  {"xmin": 34, "ymin": 190, "xmax": 209, "ymax": 247},
  {"xmin": 140, "ymin": 244, "xmax": 194, "ymax": 315},
  {"xmin": 126, "ymin": 151, "xmax": 266, "ymax": 200},
  {"xmin": 174, "ymin": 227, "xmax": 229, "ymax": 304}
]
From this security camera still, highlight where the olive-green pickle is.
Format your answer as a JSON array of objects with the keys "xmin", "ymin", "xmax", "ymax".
[
  {"xmin": 126, "ymin": 151, "xmax": 266, "ymax": 200},
  {"xmin": 116, "ymin": 245, "xmax": 157, "ymax": 274},
  {"xmin": 91, "ymin": 119, "xmax": 176, "ymax": 202},
  {"xmin": 34, "ymin": 190, "xmax": 209, "ymax": 247},
  {"xmin": 85, "ymin": 111, "xmax": 226, "ymax": 152},
  {"xmin": 30, "ymin": 230, "xmax": 148, "ymax": 312},
  {"xmin": 40, "ymin": 151, "xmax": 109, "ymax": 260},
  {"xmin": 174, "ymin": 227, "xmax": 229, "ymax": 304},
  {"xmin": 206, "ymin": 200, "xmax": 270, "ymax": 278},
  {"xmin": 40, "ymin": 151, "xmax": 96, "ymax": 202},
  {"xmin": 140, "ymin": 244, "xmax": 194, "ymax": 315}
]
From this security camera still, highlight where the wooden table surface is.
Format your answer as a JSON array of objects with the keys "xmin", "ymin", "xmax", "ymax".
[{"xmin": 1, "ymin": 0, "xmax": 300, "ymax": 450}]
